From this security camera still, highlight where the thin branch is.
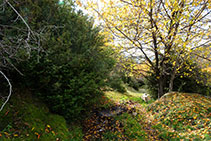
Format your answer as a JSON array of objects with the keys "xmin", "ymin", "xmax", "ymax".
[
  {"xmin": 6, "ymin": 58, "xmax": 24, "ymax": 76},
  {"xmin": 6, "ymin": 0, "xmax": 32, "ymax": 32},
  {"xmin": 191, "ymin": 52, "xmax": 211, "ymax": 62},
  {"xmin": 0, "ymin": 70, "xmax": 12, "ymax": 111},
  {"xmin": 91, "ymin": 6, "xmax": 155, "ymax": 70}
]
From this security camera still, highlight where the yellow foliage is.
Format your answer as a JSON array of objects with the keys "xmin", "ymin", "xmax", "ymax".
[
  {"xmin": 202, "ymin": 67, "xmax": 211, "ymax": 73},
  {"xmin": 80, "ymin": 0, "xmax": 211, "ymax": 80}
]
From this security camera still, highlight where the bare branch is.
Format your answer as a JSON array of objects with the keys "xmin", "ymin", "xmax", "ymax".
[
  {"xmin": 6, "ymin": 0, "xmax": 32, "ymax": 33},
  {"xmin": 0, "ymin": 70, "xmax": 12, "ymax": 111}
]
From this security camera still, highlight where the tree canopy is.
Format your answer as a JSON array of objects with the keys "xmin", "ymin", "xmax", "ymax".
[{"xmin": 79, "ymin": 0, "xmax": 211, "ymax": 97}]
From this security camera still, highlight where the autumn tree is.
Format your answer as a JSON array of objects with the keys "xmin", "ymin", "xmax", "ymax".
[{"xmin": 80, "ymin": 0, "xmax": 211, "ymax": 98}]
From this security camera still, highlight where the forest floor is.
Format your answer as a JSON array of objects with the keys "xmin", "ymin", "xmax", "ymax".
[
  {"xmin": 0, "ymin": 88, "xmax": 210, "ymax": 140},
  {"xmin": 83, "ymin": 89, "xmax": 211, "ymax": 140}
]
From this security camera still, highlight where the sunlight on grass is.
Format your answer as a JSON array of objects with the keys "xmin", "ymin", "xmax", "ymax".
[
  {"xmin": 104, "ymin": 86, "xmax": 155, "ymax": 108},
  {"xmin": 104, "ymin": 91, "xmax": 129, "ymax": 103},
  {"xmin": 104, "ymin": 86, "xmax": 145, "ymax": 104}
]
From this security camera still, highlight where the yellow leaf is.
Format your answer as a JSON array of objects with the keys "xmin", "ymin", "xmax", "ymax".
[
  {"xmin": 76, "ymin": 0, "xmax": 82, "ymax": 6},
  {"xmin": 52, "ymin": 131, "xmax": 55, "ymax": 135}
]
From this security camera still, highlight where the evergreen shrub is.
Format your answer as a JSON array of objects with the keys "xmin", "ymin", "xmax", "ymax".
[{"xmin": 9, "ymin": 0, "xmax": 115, "ymax": 120}]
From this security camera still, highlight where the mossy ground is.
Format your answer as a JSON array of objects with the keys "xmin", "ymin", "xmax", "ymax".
[{"xmin": 0, "ymin": 90, "xmax": 83, "ymax": 140}]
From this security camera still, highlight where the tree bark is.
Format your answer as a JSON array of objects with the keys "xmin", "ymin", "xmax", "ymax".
[
  {"xmin": 158, "ymin": 75, "xmax": 164, "ymax": 98},
  {"xmin": 169, "ymin": 53, "xmax": 182, "ymax": 92},
  {"xmin": 169, "ymin": 72, "xmax": 176, "ymax": 92}
]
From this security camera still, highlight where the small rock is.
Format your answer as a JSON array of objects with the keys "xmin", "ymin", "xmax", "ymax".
[
  {"xmin": 132, "ymin": 112, "xmax": 137, "ymax": 116},
  {"xmin": 141, "ymin": 93, "xmax": 151, "ymax": 103}
]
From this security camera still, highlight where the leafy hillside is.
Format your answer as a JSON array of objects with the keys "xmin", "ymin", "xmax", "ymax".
[
  {"xmin": 0, "ymin": 90, "xmax": 83, "ymax": 140},
  {"xmin": 148, "ymin": 92, "xmax": 211, "ymax": 140}
]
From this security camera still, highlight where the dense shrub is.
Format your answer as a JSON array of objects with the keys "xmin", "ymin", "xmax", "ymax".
[
  {"xmin": 106, "ymin": 74, "xmax": 126, "ymax": 93},
  {"xmin": 173, "ymin": 63, "xmax": 211, "ymax": 96},
  {"xmin": 127, "ymin": 77, "xmax": 144, "ymax": 91},
  {"xmin": 9, "ymin": 0, "xmax": 115, "ymax": 120},
  {"xmin": 121, "ymin": 75, "xmax": 144, "ymax": 91},
  {"xmin": 173, "ymin": 73, "xmax": 211, "ymax": 96}
]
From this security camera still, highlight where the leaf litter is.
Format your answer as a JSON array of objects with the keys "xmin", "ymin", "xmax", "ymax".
[{"xmin": 83, "ymin": 92, "xmax": 211, "ymax": 140}]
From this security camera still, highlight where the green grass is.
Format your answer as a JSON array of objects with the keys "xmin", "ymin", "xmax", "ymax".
[
  {"xmin": 104, "ymin": 87, "xmax": 154, "ymax": 106},
  {"xmin": 98, "ymin": 88, "xmax": 151, "ymax": 140},
  {"xmin": 101, "ymin": 130, "xmax": 123, "ymax": 140},
  {"xmin": 114, "ymin": 113, "xmax": 147, "ymax": 140},
  {"xmin": 99, "ymin": 113, "xmax": 147, "ymax": 140},
  {"xmin": 104, "ymin": 87, "xmax": 144, "ymax": 104},
  {"xmin": 0, "ymin": 90, "xmax": 83, "ymax": 140}
]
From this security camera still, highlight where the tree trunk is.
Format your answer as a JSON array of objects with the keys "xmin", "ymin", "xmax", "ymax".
[
  {"xmin": 169, "ymin": 72, "xmax": 176, "ymax": 92},
  {"xmin": 169, "ymin": 58, "xmax": 180, "ymax": 92},
  {"xmin": 158, "ymin": 76, "xmax": 164, "ymax": 98}
]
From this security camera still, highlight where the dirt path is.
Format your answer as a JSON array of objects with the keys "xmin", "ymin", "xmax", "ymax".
[
  {"xmin": 83, "ymin": 100, "xmax": 161, "ymax": 141},
  {"xmin": 82, "ymin": 106, "xmax": 128, "ymax": 140}
]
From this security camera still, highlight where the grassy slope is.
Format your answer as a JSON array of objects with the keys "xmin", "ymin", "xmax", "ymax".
[
  {"xmin": 101, "ymin": 113, "xmax": 147, "ymax": 140},
  {"xmin": 0, "ymin": 90, "xmax": 83, "ymax": 140}
]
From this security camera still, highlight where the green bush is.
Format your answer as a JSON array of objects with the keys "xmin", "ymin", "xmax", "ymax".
[
  {"xmin": 128, "ymin": 77, "xmax": 142, "ymax": 91},
  {"xmin": 174, "ymin": 75, "xmax": 211, "ymax": 96},
  {"xmin": 122, "ymin": 75, "xmax": 144, "ymax": 91},
  {"xmin": 106, "ymin": 73, "xmax": 126, "ymax": 93},
  {"xmin": 173, "ymin": 63, "xmax": 211, "ymax": 96},
  {"xmin": 9, "ymin": 0, "xmax": 115, "ymax": 120}
]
